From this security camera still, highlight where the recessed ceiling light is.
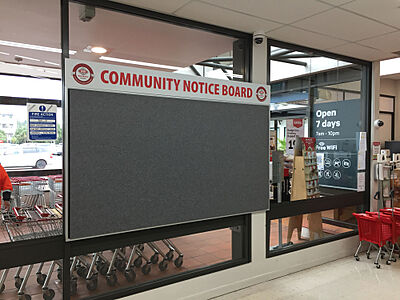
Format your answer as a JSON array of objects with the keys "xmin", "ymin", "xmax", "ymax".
[
  {"xmin": 0, "ymin": 51, "xmax": 9, "ymax": 56},
  {"xmin": 91, "ymin": 46, "xmax": 107, "ymax": 54},
  {"xmin": 15, "ymin": 55, "xmax": 40, "ymax": 62},
  {"xmin": 99, "ymin": 56, "xmax": 181, "ymax": 71},
  {"xmin": 44, "ymin": 61, "xmax": 60, "ymax": 66},
  {"xmin": 0, "ymin": 40, "xmax": 76, "ymax": 55}
]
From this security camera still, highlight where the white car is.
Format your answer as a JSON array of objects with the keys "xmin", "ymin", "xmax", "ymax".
[{"xmin": 0, "ymin": 146, "xmax": 54, "ymax": 169}]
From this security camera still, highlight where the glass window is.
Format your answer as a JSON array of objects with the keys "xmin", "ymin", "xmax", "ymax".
[
  {"xmin": 269, "ymin": 207, "xmax": 358, "ymax": 250},
  {"xmin": 69, "ymin": 2, "xmax": 247, "ymax": 81},
  {"xmin": 268, "ymin": 41, "xmax": 368, "ymax": 255},
  {"xmin": 68, "ymin": 228, "xmax": 240, "ymax": 299},
  {"xmin": 0, "ymin": 0, "xmax": 62, "ymax": 253}
]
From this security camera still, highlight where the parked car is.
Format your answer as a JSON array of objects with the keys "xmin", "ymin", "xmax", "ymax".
[{"xmin": 0, "ymin": 145, "xmax": 54, "ymax": 169}]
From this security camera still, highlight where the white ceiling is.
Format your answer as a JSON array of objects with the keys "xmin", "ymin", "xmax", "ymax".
[
  {"xmin": 1, "ymin": 0, "xmax": 400, "ymax": 79},
  {"xmin": 0, "ymin": 0, "xmax": 235, "ymax": 73},
  {"xmin": 117, "ymin": 0, "xmax": 400, "ymax": 62}
]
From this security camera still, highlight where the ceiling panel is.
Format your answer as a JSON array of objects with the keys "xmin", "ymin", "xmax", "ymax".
[
  {"xmin": 327, "ymin": 43, "xmax": 395, "ymax": 61},
  {"xmin": 200, "ymin": 0, "xmax": 331, "ymax": 24},
  {"xmin": 317, "ymin": 0, "xmax": 355, "ymax": 6},
  {"xmin": 342, "ymin": 0, "xmax": 400, "ymax": 29},
  {"xmin": 267, "ymin": 25, "xmax": 347, "ymax": 50},
  {"xmin": 358, "ymin": 31, "xmax": 400, "ymax": 53},
  {"xmin": 292, "ymin": 8, "xmax": 396, "ymax": 42},
  {"xmin": 115, "ymin": 0, "xmax": 191, "ymax": 14},
  {"xmin": 174, "ymin": 1, "xmax": 282, "ymax": 33}
]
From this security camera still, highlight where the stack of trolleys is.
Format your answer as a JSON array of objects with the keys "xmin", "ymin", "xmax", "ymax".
[
  {"xmin": 47, "ymin": 175, "xmax": 63, "ymax": 208},
  {"xmin": 11, "ymin": 176, "xmax": 48, "ymax": 208},
  {"xmin": 353, "ymin": 211, "xmax": 394, "ymax": 268},
  {"xmin": 0, "ymin": 205, "xmax": 62, "ymax": 299},
  {"xmin": 380, "ymin": 207, "xmax": 400, "ymax": 263}
]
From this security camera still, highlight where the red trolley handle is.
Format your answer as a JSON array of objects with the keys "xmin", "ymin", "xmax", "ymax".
[
  {"xmin": 35, "ymin": 205, "xmax": 50, "ymax": 218},
  {"xmin": 55, "ymin": 203, "xmax": 63, "ymax": 211},
  {"xmin": 13, "ymin": 207, "xmax": 26, "ymax": 221}
]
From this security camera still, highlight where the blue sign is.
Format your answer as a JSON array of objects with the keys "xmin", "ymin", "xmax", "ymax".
[{"xmin": 28, "ymin": 104, "xmax": 57, "ymax": 141}]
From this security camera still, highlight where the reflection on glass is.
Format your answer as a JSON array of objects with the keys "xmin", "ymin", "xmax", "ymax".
[
  {"xmin": 0, "ymin": 260, "xmax": 63, "ymax": 300},
  {"xmin": 0, "ymin": 175, "xmax": 63, "ymax": 244},
  {"xmin": 68, "ymin": 229, "xmax": 233, "ymax": 299},
  {"xmin": 270, "ymin": 208, "xmax": 357, "ymax": 251},
  {"xmin": 0, "ymin": 105, "xmax": 63, "ymax": 171}
]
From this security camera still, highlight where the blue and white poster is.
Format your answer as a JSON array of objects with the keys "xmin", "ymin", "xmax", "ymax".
[{"xmin": 27, "ymin": 103, "xmax": 57, "ymax": 141}]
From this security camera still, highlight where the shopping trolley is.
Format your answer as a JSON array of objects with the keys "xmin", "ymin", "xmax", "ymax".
[
  {"xmin": 11, "ymin": 176, "xmax": 48, "ymax": 208},
  {"xmin": 353, "ymin": 212, "xmax": 393, "ymax": 268},
  {"xmin": 380, "ymin": 208, "xmax": 400, "ymax": 263},
  {"xmin": 47, "ymin": 175, "xmax": 63, "ymax": 208},
  {"xmin": 0, "ymin": 206, "xmax": 62, "ymax": 299}
]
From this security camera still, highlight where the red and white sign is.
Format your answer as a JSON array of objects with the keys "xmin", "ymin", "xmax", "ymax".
[
  {"xmin": 72, "ymin": 63, "xmax": 94, "ymax": 85},
  {"xmin": 65, "ymin": 59, "xmax": 270, "ymax": 106},
  {"xmin": 286, "ymin": 119, "xmax": 304, "ymax": 155}
]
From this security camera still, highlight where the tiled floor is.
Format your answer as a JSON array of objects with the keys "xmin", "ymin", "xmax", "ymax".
[{"xmin": 212, "ymin": 254, "xmax": 400, "ymax": 300}]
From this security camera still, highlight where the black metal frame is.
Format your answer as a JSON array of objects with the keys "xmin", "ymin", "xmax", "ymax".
[
  {"xmin": 379, "ymin": 94, "xmax": 396, "ymax": 140},
  {"xmin": 266, "ymin": 39, "xmax": 372, "ymax": 257}
]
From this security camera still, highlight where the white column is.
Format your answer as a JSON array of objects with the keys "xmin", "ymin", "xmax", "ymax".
[{"xmin": 251, "ymin": 31, "xmax": 268, "ymax": 261}]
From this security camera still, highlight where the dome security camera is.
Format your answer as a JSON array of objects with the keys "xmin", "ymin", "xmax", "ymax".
[
  {"xmin": 253, "ymin": 31, "xmax": 266, "ymax": 45},
  {"xmin": 374, "ymin": 119, "xmax": 384, "ymax": 128}
]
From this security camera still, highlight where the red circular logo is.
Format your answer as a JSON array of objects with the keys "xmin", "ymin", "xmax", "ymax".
[
  {"xmin": 256, "ymin": 86, "xmax": 267, "ymax": 102},
  {"xmin": 72, "ymin": 63, "xmax": 94, "ymax": 85}
]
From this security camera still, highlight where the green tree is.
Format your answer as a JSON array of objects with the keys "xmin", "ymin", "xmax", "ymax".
[
  {"xmin": 11, "ymin": 122, "xmax": 28, "ymax": 144},
  {"xmin": 0, "ymin": 130, "xmax": 6, "ymax": 142},
  {"xmin": 56, "ymin": 124, "xmax": 63, "ymax": 144}
]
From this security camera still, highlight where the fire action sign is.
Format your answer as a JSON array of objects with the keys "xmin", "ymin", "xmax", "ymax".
[
  {"xmin": 27, "ymin": 103, "xmax": 57, "ymax": 141},
  {"xmin": 66, "ymin": 59, "xmax": 270, "ymax": 106}
]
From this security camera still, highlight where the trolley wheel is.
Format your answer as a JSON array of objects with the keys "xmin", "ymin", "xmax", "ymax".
[
  {"xmin": 159, "ymin": 260, "xmax": 168, "ymax": 272},
  {"xmin": 355, "ymin": 257, "xmax": 360, "ymax": 261},
  {"xmin": 35, "ymin": 159, "xmax": 47, "ymax": 169},
  {"xmin": 141, "ymin": 264, "xmax": 151, "ymax": 275},
  {"xmin": 134, "ymin": 257, "xmax": 143, "ymax": 268},
  {"xmin": 166, "ymin": 250, "xmax": 174, "ymax": 261},
  {"xmin": 366, "ymin": 253, "xmax": 370, "ymax": 259},
  {"xmin": 18, "ymin": 294, "xmax": 31, "ymax": 300},
  {"xmin": 114, "ymin": 259, "xmax": 127, "ymax": 272},
  {"xmin": 381, "ymin": 253, "xmax": 385, "ymax": 259},
  {"xmin": 392, "ymin": 258, "xmax": 397, "ymax": 262},
  {"xmin": 77, "ymin": 265, "xmax": 88, "ymax": 278},
  {"xmin": 376, "ymin": 264, "xmax": 381, "ymax": 269},
  {"xmin": 15, "ymin": 276, "xmax": 23, "ymax": 289},
  {"xmin": 124, "ymin": 268, "xmax": 136, "ymax": 282},
  {"xmin": 150, "ymin": 254, "xmax": 159, "ymax": 264},
  {"xmin": 57, "ymin": 269, "xmax": 62, "ymax": 282},
  {"xmin": 43, "ymin": 288, "xmax": 55, "ymax": 300},
  {"xmin": 106, "ymin": 272, "xmax": 118, "ymax": 286},
  {"xmin": 70, "ymin": 281, "xmax": 78, "ymax": 296},
  {"xmin": 99, "ymin": 263, "xmax": 109, "ymax": 276},
  {"xmin": 86, "ymin": 277, "xmax": 98, "ymax": 291},
  {"xmin": 174, "ymin": 256, "xmax": 183, "ymax": 268},
  {"xmin": 386, "ymin": 260, "xmax": 391, "ymax": 265},
  {"xmin": 0, "ymin": 283, "xmax": 5, "ymax": 293},
  {"xmin": 37, "ymin": 273, "xmax": 47, "ymax": 285}
]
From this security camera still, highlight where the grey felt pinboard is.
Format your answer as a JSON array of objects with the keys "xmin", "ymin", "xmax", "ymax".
[{"xmin": 67, "ymin": 89, "xmax": 269, "ymax": 240}]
